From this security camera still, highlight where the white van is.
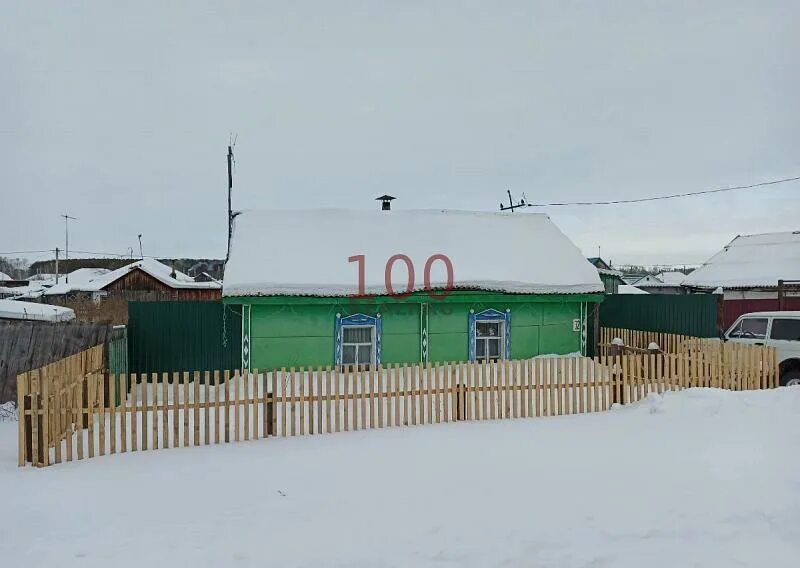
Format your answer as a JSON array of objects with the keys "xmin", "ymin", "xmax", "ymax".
[{"xmin": 724, "ymin": 311, "xmax": 800, "ymax": 386}]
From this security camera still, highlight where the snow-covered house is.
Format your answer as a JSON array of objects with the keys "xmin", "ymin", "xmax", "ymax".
[
  {"xmin": 633, "ymin": 271, "xmax": 688, "ymax": 295},
  {"xmin": 0, "ymin": 278, "xmax": 52, "ymax": 300},
  {"xmin": 682, "ymin": 230, "xmax": 800, "ymax": 327},
  {"xmin": 43, "ymin": 259, "xmax": 221, "ymax": 301},
  {"xmin": 618, "ymin": 284, "xmax": 649, "ymax": 295},
  {"xmin": 223, "ymin": 209, "xmax": 605, "ymax": 370}
]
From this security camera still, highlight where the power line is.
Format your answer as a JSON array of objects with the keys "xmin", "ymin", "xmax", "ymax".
[
  {"xmin": 0, "ymin": 250, "xmax": 53, "ymax": 255},
  {"xmin": 523, "ymin": 174, "xmax": 800, "ymax": 207},
  {"xmin": 69, "ymin": 249, "xmax": 215, "ymax": 260}
]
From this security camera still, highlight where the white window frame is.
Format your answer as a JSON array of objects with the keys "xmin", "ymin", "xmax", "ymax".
[
  {"xmin": 340, "ymin": 324, "xmax": 376, "ymax": 368},
  {"xmin": 475, "ymin": 319, "xmax": 506, "ymax": 362}
]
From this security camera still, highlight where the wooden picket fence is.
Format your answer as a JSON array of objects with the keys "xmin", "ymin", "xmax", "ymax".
[
  {"xmin": 16, "ymin": 344, "xmax": 105, "ymax": 467},
  {"xmin": 600, "ymin": 327, "xmax": 718, "ymax": 354},
  {"xmin": 599, "ymin": 327, "xmax": 777, "ymax": 385},
  {"xmin": 18, "ymin": 343, "xmax": 779, "ymax": 468}
]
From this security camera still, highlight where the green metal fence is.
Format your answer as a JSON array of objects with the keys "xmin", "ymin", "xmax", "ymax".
[
  {"xmin": 599, "ymin": 294, "xmax": 721, "ymax": 338},
  {"xmin": 127, "ymin": 301, "xmax": 242, "ymax": 375},
  {"xmin": 108, "ymin": 325, "xmax": 128, "ymax": 403}
]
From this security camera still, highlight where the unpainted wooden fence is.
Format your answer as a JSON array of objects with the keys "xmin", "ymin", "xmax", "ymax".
[
  {"xmin": 0, "ymin": 321, "xmax": 111, "ymax": 403},
  {"xmin": 18, "ymin": 336, "xmax": 779, "ymax": 468}
]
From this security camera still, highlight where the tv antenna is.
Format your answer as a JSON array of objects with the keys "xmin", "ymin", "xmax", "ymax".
[
  {"xmin": 61, "ymin": 213, "xmax": 77, "ymax": 282},
  {"xmin": 499, "ymin": 190, "xmax": 527, "ymax": 212}
]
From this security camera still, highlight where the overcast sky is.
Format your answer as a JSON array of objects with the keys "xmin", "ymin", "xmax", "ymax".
[{"xmin": 2, "ymin": 1, "xmax": 798, "ymax": 267}]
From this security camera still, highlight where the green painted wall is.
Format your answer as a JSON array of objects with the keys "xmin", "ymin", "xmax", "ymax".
[{"xmin": 226, "ymin": 292, "xmax": 602, "ymax": 370}]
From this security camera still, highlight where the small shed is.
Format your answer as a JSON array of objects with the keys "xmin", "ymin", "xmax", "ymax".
[
  {"xmin": 587, "ymin": 257, "xmax": 623, "ymax": 294},
  {"xmin": 224, "ymin": 209, "xmax": 605, "ymax": 370}
]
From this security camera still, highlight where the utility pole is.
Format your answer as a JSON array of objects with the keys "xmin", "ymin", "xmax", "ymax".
[
  {"xmin": 61, "ymin": 213, "xmax": 77, "ymax": 283},
  {"xmin": 55, "ymin": 247, "xmax": 60, "ymax": 284}
]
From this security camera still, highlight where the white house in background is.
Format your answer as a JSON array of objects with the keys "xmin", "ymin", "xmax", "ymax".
[
  {"xmin": 631, "ymin": 271, "xmax": 688, "ymax": 295},
  {"xmin": 631, "ymin": 274, "xmax": 662, "ymax": 286},
  {"xmin": 683, "ymin": 230, "xmax": 800, "ymax": 327},
  {"xmin": 618, "ymin": 284, "xmax": 649, "ymax": 294},
  {"xmin": 0, "ymin": 299, "xmax": 75, "ymax": 322}
]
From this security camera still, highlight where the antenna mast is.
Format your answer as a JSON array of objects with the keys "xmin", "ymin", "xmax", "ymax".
[
  {"xmin": 499, "ymin": 189, "xmax": 527, "ymax": 212},
  {"xmin": 226, "ymin": 136, "xmax": 237, "ymax": 262},
  {"xmin": 61, "ymin": 213, "xmax": 77, "ymax": 283}
]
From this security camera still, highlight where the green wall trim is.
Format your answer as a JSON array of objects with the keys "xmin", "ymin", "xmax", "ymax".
[{"xmin": 225, "ymin": 291, "xmax": 605, "ymax": 306}]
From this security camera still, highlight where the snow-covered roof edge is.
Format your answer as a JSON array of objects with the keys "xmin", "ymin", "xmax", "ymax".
[
  {"xmin": 224, "ymin": 209, "xmax": 605, "ymax": 297},
  {"xmin": 0, "ymin": 299, "xmax": 75, "ymax": 322}
]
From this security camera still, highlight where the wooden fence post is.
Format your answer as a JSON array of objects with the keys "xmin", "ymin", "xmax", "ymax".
[{"xmin": 17, "ymin": 373, "xmax": 28, "ymax": 466}]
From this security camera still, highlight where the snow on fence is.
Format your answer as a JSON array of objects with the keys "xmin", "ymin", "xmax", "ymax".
[
  {"xmin": 600, "ymin": 327, "xmax": 718, "ymax": 355},
  {"xmin": 17, "ymin": 342, "xmax": 779, "ymax": 468}
]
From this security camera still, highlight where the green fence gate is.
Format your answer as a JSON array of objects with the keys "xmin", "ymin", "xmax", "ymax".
[
  {"xmin": 599, "ymin": 294, "xmax": 721, "ymax": 338},
  {"xmin": 127, "ymin": 301, "xmax": 242, "ymax": 375}
]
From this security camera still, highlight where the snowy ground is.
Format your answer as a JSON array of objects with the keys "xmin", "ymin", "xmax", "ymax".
[{"xmin": 1, "ymin": 388, "xmax": 799, "ymax": 567}]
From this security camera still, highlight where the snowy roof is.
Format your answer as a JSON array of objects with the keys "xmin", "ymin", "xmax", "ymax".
[
  {"xmin": 621, "ymin": 275, "xmax": 645, "ymax": 285},
  {"xmin": 0, "ymin": 271, "xmax": 11, "ymax": 281},
  {"xmin": 683, "ymin": 231, "xmax": 800, "ymax": 289},
  {"xmin": 618, "ymin": 284, "xmax": 649, "ymax": 295},
  {"xmin": 635, "ymin": 271, "xmax": 688, "ymax": 287},
  {"xmin": 596, "ymin": 266, "xmax": 623, "ymax": 278},
  {"xmin": 655, "ymin": 271, "xmax": 688, "ymax": 285},
  {"xmin": 587, "ymin": 257, "xmax": 622, "ymax": 277},
  {"xmin": 0, "ymin": 281, "xmax": 50, "ymax": 300},
  {"xmin": 630, "ymin": 274, "xmax": 662, "ymax": 286},
  {"xmin": 43, "ymin": 258, "xmax": 219, "ymax": 295},
  {"xmin": 224, "ymin": 209, "xmax": 604, "ymax": 297},
  {"xmin": 0, "ymin": 299, "xmax": 75, "ymax": 322}
]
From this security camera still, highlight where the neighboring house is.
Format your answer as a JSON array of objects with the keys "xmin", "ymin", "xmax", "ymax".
[
  {"xmin": 224, "ymin": 209, "xmax": 605, "ymax": 370},
  {"xmin": 43, "ymin": 258, "xmax": 221, "ymax": 301},
  {"xmin": 634, "ymin": 271, "xmax": 688, "ymax": 295},
  {"xmin": 587, "ymin": 257, "xmax": 623, "ymax": 294},
  {"xmin": 0, "ymin": 299, "xmax": 75, "ymax": 322},
  {"xmin": 618, "ymin": 284, "xmax": 649, "ymax": 294},
  {"xmin": 0, "ymin": 279, "xmax": 52, "ymax": 300},
  {"xmin": 41, "ymin": 258, "xmax": 222, "ymax": 324},
  {"xmin": 682, "ymin": 231, "xmax": 800, "ymax": 328},
  {"xmin": 621, "ymin": 274, "xmax": 646, "ymax": 285}
]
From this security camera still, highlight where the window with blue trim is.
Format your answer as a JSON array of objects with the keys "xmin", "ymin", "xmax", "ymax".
[
  {"xmin": 468, "ymin": 309, "xmax": 511, "ymax": 362},
  {"xmin": 335, "ymin": 313, "xmax": 382, "ymax": 368}
]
